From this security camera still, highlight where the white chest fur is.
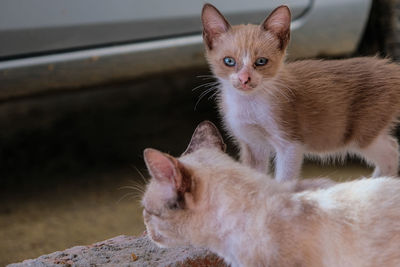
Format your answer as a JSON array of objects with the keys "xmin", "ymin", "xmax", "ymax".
[
  {"xmin": 219, "ymin": 80, "xmax": 304, "ymax": 181},
  {"xmin": 220, "ymin": 82, "xmax": 284, "ymax": 148}
]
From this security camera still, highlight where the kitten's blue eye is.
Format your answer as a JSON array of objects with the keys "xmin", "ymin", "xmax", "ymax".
[
  {"xmin": 255, "ymin": 57, "xmax": 268, "ymax": 66},
  {"xmin": 223, "ymin": 57, "xmax": 236, "ymax": 67}
]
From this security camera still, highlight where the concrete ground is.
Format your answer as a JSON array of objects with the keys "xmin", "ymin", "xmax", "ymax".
[{"xmin": 0, "ymin": 67, "xmax": 373, "ymax": 266}]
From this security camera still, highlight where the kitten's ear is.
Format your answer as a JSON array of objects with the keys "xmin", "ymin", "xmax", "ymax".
[
  {"xmin": 144, "ymin": 148, "xmax": 191, "ymax": 193},
  {"xmin": 201, "ymin": 3, "xmax": 231, "ymax": 50},
  {"xmin": 261, "ymin": 5, "xmax": 291, "ymax": 50},
  {"xmin": 182, "ymin": 121, "xmax": 226, "ymax": 155}
]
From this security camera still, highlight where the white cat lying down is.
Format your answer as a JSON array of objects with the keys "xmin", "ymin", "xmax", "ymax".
[{"xmin": 142, "ymin": 121, "xmax": 400, "ymax": 267}]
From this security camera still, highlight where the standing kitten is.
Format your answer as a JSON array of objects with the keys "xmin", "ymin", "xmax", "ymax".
[
  {"xmin": 201, "ymin": 4, "xmax": 400, "ymax": 181},
  {"xmin": 142, "ymin": 121, "xmax": 400, "ymax": 267}
]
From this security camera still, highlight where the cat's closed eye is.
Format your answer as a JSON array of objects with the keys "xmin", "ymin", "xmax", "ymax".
[
  {"xmin": 167, "ymin": 202, "xmax": 180, "ymax": 210},
  {"xmin": 167, "ymin": 195, "xmax": 185, "ymax": 210},
  {"xmin": 144, "ymin": 208, "xmax": 162, "ymax": 218}
]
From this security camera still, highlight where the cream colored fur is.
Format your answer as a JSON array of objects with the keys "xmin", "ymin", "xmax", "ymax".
[{"xmin": 142, "ymin": 121, "xmax": 400, "ymax": 267}]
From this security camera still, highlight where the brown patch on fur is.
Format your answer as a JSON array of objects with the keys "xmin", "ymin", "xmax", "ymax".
[
  {"xmin": 174, "ymin": 159, "xmax": 192, "ymax": 195},
  {"xmin": 182, "ymin": 121, "xmax": 226, "ymax": 155}
]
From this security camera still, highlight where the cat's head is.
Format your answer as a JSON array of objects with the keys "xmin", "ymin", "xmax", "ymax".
[
  {"xmin": 201, "ymin": 4, "xmax": 291, "ymax": 94},
  {"xmin": 142, "ymin": 121, "xmax": 226, "ymax": 248}
]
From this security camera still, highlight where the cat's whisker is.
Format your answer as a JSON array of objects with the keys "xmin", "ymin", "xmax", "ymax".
[
  {"xmin": 135, "ymin": 197, "xmax": 144, "ymax": 205},
  {"xmin": 200, "ymin": 86, "xmax": 217, "ymax": 99},
  {"xmin": 192, "ymin": 82, "xmax": 212, "ymax": 92},
  {"xmin": 132, "ymin": 165, "xmax": 148, "ymax": 185},
  {"xmin": 192, "ymin": 81, "xmax": 219, "ymax": 92},
  {"xmin": 196, "ymin": 74, "xmax": 217, "ymax": 80},
  {"xmin": 194, "ymin": 86, "xmax": 218, "ymax": 110},
  {"xmin": 129, "ymin": 194, "xmax": 143, "ymax": 202},
  {"xmin": 117, "ymin": 174, "xmax": 146, "ymax": 204},
  {"xmin": 117, "ymin": 192, "xmax": 141, "ymax": 204},
  {"xmin": 208, "ymin": 90, "xmax": 219, "ymax": 100},
  {"xmin": 197, "ymin": 88, "xmax": 215, "ymax": 102},
  {"xmin": 196, "ymin": 74, "xmax": 215, "ymax": 77},
  {"xmin": 119, "ymin": 185, "xmax": 145, "ymax": 193}
]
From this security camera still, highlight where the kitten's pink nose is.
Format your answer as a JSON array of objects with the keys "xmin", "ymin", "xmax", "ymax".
[{"xmin": 238, "ymin": 72, "xmax": 251, "ymax": 85}]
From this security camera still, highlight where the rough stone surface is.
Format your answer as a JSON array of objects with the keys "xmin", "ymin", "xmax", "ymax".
[{"xmin": 8, "ymin": 235, "xmax": 227, "ymax": 267}]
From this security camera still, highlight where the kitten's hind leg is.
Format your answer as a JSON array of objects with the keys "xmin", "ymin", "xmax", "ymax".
[
  {"xmin": 240, "ymin": 141, "xmax": 271, "ymax": 174},
  {"xmin": 357, "ymin": 133, "xmax": 399, "ymax": 177}
]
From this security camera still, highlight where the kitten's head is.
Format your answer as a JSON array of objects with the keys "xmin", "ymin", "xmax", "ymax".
[
  {"xmin": 142, "ymin": 121, "xmax": 226, "ymax": 248},
  {"xmin": 201, "ymin": 4, "xmax": 291, "ymax": 93}
]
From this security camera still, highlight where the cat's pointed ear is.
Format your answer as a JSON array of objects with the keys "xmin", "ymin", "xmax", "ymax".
[
  {"xmin": 144, "ymin": 148, "xmax": 191, "ymax": 193},
  {"xmin": 182, "ymin": 121, "xmax": 226, "ymax": 155},
  {"xmin": 201, "ymin": 3, "xmax": 231, "ymax": 50},
  {"xmin": 261, "ymin": 5, "xmax": 291, "ymax": 50}
]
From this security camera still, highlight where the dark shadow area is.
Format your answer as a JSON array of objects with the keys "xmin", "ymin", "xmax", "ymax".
[{"xmin": 0, "ymin": 67, "xmax": 229, "ymax": 198}]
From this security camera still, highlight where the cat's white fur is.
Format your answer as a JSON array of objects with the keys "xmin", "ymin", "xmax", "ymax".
[
  {"xmin": 221, "ymin": 77, "xmax": 305, "ymax": 181},
  {"xmin": 142, "ymin": 121, "xmax": 400, "ymax": 267}
]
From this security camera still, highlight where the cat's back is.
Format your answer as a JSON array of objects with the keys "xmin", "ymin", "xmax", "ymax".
[
  {"xmin": 307, "ymin": 177, "xmax": 400, "ymax": 217},
  {"xmin": 286, "ymin": 57, "xmax": 400, "ymax": 81},
  {"xmin": 285, "ymin": 56, "xmax": 400, "ymax": 96},
  {"xmin": 302, "ymin": 177, "xmax": 400, "ymax": 266}
]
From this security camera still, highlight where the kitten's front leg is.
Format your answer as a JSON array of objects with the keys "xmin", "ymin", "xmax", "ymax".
[
  {"xmin": 240, "ymin": 141, "xmax": 271, "ymax": 174},
  {"xmin": 274, "ymin": 143, "xmax": 303, "ymax": 181}
]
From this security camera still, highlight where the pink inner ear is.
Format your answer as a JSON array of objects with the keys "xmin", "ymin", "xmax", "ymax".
[
  {"xmin": 264, "ymin": 6, "xmax": 290, "ymax": 34},
  {"xmin": 205, "ymin": 16, "xmax": 228, "ymax": 35},
  {"xmin": 144, "ymin": 149, "xmax": 176, "ymax": 184},
  {"xmin": 202, "ymin": 5, "xmax": 230, "ymax": 36},
  {"xmin": 268, "ymin": 20, "xmax": 288, "ymax": 33}
]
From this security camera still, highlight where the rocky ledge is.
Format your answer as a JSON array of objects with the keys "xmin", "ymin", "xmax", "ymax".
[{"xmin": 8, "ymin": 234, "xmax": 226, "ymax": 267}]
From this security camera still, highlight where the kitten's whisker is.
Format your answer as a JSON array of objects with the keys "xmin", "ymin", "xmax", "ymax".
[
  {"xmin": 192, "ymin": 83, "xmax": 211, "ymax": 92},
  {"xmin": 198, "ymin": 88, "xmax": 215, "ymax": 100},
  {"xmin": 192, "ymin": 81, "xmax": 219, "ymax": 92},
  {"xmin": 208, "ymin": 91, "xmax": 219, "ymax": 100},
  {"xmin": 196, "ymin": 74, "xmax": 216, "ymax": 80},
  {"xmin": 194, "ymin": 86, "xmax": 218, "ymax": 110}
]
